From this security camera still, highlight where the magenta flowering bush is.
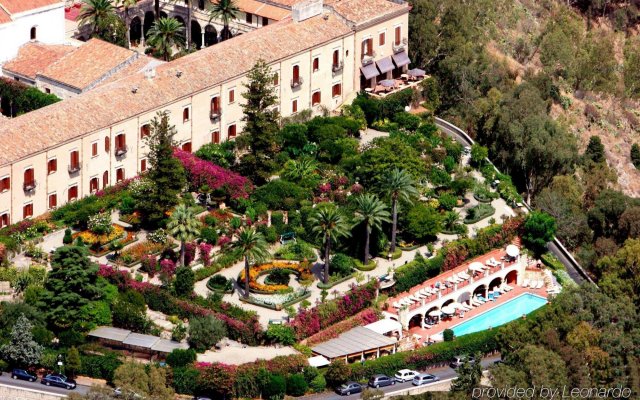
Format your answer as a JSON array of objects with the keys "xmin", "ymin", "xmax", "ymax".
[
  {"xmin": 217, "ymin": 235, "xmax": 231, "ymax": 247},
  {"xmin": 199, "ymin": 243, "xmax": 213, "ymax": 266},
  {"xmin": 305, "ymin": 308, "xmax": 380, "ymax": 345},
  {"xmin": 160, "ymin": 259, "xmax": 176, "ymax": 281},
  {"xmin": 174, "ymin": 149, "xmax": 252, "ymax": 199}
]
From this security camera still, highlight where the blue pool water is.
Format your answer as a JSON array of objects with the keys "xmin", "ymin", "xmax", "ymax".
[{"xmin": 451, "ymin": 294, "xmax": 547, "ymax": 336}]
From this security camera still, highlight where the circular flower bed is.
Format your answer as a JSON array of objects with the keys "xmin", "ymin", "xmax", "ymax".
[
  {"xmin": 239, "ymin": 261, "xmax": 313, "ymax": 294},
  {"xmin": 74, "ymin": 224, "xmax": 125, "ymax": 246}
]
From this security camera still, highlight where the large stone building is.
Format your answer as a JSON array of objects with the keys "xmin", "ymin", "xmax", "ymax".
[
  {"xmin": 0, "ymin": 0, "xmax": 65, "ymax": 63},
  {"xmin": 0, "ymin": 0, "xmax": 412, "ymax": 228}
]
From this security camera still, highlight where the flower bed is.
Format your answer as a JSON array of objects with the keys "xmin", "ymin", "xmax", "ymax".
[
  {"xmin": 206, "ymin": 275, "xmax": 234, "ymax": 294},
  {"xmin": 240, "ymin": 290, "xmax": 311, "ymax": 310},
  {"xmin": 273, "ymin": 240, "xmax": 318, "ymax": 262},
  {"xmin": 316, "ymin": 272, "xmax": 355, "ymax": 289},
  {"xmin": 119, "ymin": 240, "xmax": 171, "ymax": 266},
  {"xmin": 90, "ymin": 230, "xmax": 137, "ymax": 257},
  {"xmin": 463, "ymin": 204, "xmax": 495, "ymax": 224},
  {"xmin": 73, "ymin": 224, "xmax": 128, "ymax": 254},
  {"xmin": 238, "ymin": 261, "xmax": 313, "ymax": 294}
]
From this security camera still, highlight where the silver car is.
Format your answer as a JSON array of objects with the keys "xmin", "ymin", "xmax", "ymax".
[{"xmin": 412, "ymin": 373, "xmax": 439, "ymax": 386}]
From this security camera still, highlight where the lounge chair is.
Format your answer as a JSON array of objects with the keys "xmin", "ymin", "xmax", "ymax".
[
  {"xmin": 487, "ymin": 293, "xmax": 495, "ymax": 301},
  {"xmin": 493, "ymin": 290, "xmax": 500, "ymax": 298},
  {"xmin": 463, "ymin": 303, "xmax": 473, "ymax": 311},
  {"xmin": 504, "ymin": 284, "xmax": 513, "ymax": 291},
  {"xmin": 393, "ymin": 302, "xmax": 401, "ymax": 308},
  {"xmin": 475, "ymin": 296, "xmax": 486, "ymax": 304},
  {"xmin": 470, "ymin": 299, "xmax": 480, "ymax": 306},
  {"xmin": 522, "ymin": 279, "xmax": 530, "ymax": 288}
]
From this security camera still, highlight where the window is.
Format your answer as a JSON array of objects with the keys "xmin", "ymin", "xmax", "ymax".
[
  {"xmin": 273, "ymin": 73, "xmax": 279, "ymax": 86},
  {"xmin": 361, "ymin": 38, "xmax": 373, "ymax": 57},
  {"xmin": 69, "ymin": 150, "xmax": 80, "ymax": 172},
  {"xmin": 24, "ymin": 168, "xmax": 35, "ymax": 189},
  {"xmin": 263, "ymin": 17, "xmax": 268, "ymax": 26},
  {"xmin": 228, "ymin": 124, "xmax": 237, "ymax": 138},
  {"xmin": 103, "ymin": 171, "xmax": 109, "ymax": 189},
  {"xmin": 140, "ymin": 124, "xmax": 151, "ymax": 139},
  {"xmin": 292, "ymin": 99, "xmax": 298, "ymax": 113},
  {"xmin": 89, "ymin": 177, "xmax": 99, "ymax": 193},
  {"xmin": 0, "ymin": 176, "xmax": 10, "ymax": 192},
  {"xmin": 48, "ymin": 193, "xmax": 57, "ymax": 209},
  {"xmin": 332, "ymin": 83, "xmax": 342, "ymax": 97},
  {"xmin": 30, "ymin": 27, "xmax": 36, "ymax": 40},
  {"xmin": 210, "ymin": 96, "xmax": 221, "ymax": 116},
  {"xmin": 313, "ymin": 57, "xmax": 319, "ymax": 72},
  {"xmin": 228, "ymin": 89, "xmax": 235, "ymax": 104},
  {"xmin": 68, "ymin": 185, "xmax": 78, "ymax": 202},
  {"xmin": 394, "ymin": 26, "xmax": 401, "ymax": 45},
  {"xmin": 332, "ymin": 49, "xmax": 340, "ymax": 66},
  {"xmin": 115, "ymin": 134, "xmax": 126, "ymax": 155},
  {"xmin": 181, "ymin": 142, "xmax": 192, "ymax": 152},
  {"xmin": 45, "ymin": 88, "xmax": 51, "ymax": 94},
  {"xmin": 116, "ymin": 168, "xmax": 125, "ymax": 183},
  {"xmin": 183, "ymin": 106, "xmax": 190, "ymax": 122},
  {"xmin": 292, "ymin": 65, "xmax": 300, "ymax": 84},
  {"xmin": 140, "ymin": 159, "xmax": 147, "ymax": 172},
  {"xmin": 312, "ymin": 91, "xmax": 321, "ymax": 106},
  {"xmin": 104, "ymin": 136, "xmax": 110, "ymax": 152},
  {"xmin": 379, "ymin": 31, "xmax": 385, "ymax": 46},
  {"xmin": 246, "ymin": 12, "xmax": 253, "ymax": 24},
  {"xmin": 92, "ymin": 142, "xmax": 98, "ymax": 157},
  {"xmin": 212, "ymin": 131, "xmax": 220, "ymax": 144},
  {"xmin": 23, "ymin": 203, "xmax": 33, "ymax": 219},
  {"xmin": 47, "ymin": 158, "xmax": 57, "ymax": 174},
  {"xmin": 0, "ymin": 213, "xmax": 9, "ymax": 228}
]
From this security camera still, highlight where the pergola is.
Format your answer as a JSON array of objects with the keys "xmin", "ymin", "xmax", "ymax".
[
  {"xmin": 311, "ymin": 326, "xmax": 397, "ymax": 363},
  {"xmin": 88, "ymin": 326, "xmax": 189, "ymax": 358}
]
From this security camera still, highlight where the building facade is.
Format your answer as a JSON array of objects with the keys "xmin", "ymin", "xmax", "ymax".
[{"xmin": 0, "ymin": 0, "xmax": 412, "ymax": 228}]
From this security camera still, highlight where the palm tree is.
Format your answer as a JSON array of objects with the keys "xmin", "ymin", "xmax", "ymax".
[
  {"xmin": 168, "ymin": 0, "xmax": 195, "ymax": 50},
  {"xmin": 380, "ymin": 169, "xmax": 418, "ymax": 254},
  {"xmin": 167, "ymin": 203, "xmax": 202, "ymax": 267},
  {"xmin": 207, "ymin": 0, "xmax": 239, "ymax": 41},
  {"xmin": 353, "ymin": 194, "xmax": 390, "ymax": 266},
  {"xmin": 232, "ymin": 227, "xmax": 270, "ymax": 298},
  {"xmin": 116, "ymin": 0, "xmax": 137, "ymax": 47},
  {"xmin": 309, "ymin": 204, "xmax": 351, "ymax": 284},
  {"xmin": 146, "ymin": 17, "xmax": 186, "ymax": 61},
  {"xmin": 78, "ymin": 0, "xmax": 116, "ymax": 34},
  {"xmin": 282, "ymin": 158, "xmax": 318, "ymax": 183},
  {"xmin": 443, "ymin": 211, "xmax": 460, "ymax": 231}
]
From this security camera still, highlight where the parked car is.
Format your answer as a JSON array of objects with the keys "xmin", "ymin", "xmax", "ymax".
[
  {"xmin": 412, "ymin": 373, "xmax": 439, "ymax": 386},
  {"xmin": 368, "ymin": 374, "xmax": 396, "ymax": 388},
  {"xmin": 41, "ymin": 373, "xmax": 76, "ymax": 390},
  {"xmin": 450, "ymin": 355, "xmax": 476, "ymax": 369},
  {"xmin": 394, "ymin": 369, "xmax": 419, "ymax": 382},
  {"xmin": 11, "ymin": 369, "xmax": 36, "ymax": 382},
  {"xmin": 336, "ymin": 381, "xmax": 363, "ymax": 396}
]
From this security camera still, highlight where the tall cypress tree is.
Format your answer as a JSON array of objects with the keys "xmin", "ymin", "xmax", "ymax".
[
  {"xmin": 238, "ymin": 60, "xmax": 280, "ymax": 184},
  {"xmin": 138, "ymin": 111, "xmax": 186, "ymax": 228}
]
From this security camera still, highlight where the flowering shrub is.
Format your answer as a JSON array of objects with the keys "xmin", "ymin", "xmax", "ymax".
[
  {"xmin": 119, "ymin": 240, "xmax": 168, "ymax": 265},
  {"xmin": 290, "ymin": 281, "xmax": 378, "ymax": 339},
  {"xmin": 238, "ymin": 261, "xmax": 313, "ymax": 293},
  {"xmin": 305, "ymin": 308, "xmax": 380, "ymax": 346},
  {"xmin": 88, "ymin": 212, "xmax": 114, "ymax": 235},
  {"xmin": 160, "ymin": 259, "xmax": 176, "ymax": 283},
  {"xmin": 185, "ymin": 242, "xmax": 197, "ymax": 266},
  {"xmin": 147, "ymin": 229, "xmax": 168, "ymax": 244},
  {"xmin": 140, "ymin": 254, "xmax": 159, "ymax": 277},
  {"xmin": 217, "ymin": 235, "xmax": 231, "ymax": 247},
  {"xmin": 75, "ymin": 224, "xmax": 124, "ymax": 246},
  {"xmin": 174, "ymin": 149, "xmax": 252, "ymax": 199},
  {"xmin": 199, "ymin": 243, "xmax": 213, "ymax": 267}
]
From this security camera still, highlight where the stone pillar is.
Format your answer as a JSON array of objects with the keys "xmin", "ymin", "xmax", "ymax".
[
  {"xmin": 201, "ymin": 31, "xmax": 205, "ymax": 48},
  {"xmin": 454, "ymin": 283, "xmax": 458, "ymax": 291}
]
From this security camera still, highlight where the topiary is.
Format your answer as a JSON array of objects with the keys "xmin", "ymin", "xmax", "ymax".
[
  {"xmin": 63, "ymin": 228, "xmax": 73, "ymax": 245},
  {"xmin": 286, "ymin": 374, "xmax": 308, "ymax": 397},
  {"xmin": 443, "ymin": 328, "xmax": 454, "ymax": 342},
  {"xmin": 309, "ymin": 374, "xmax": 326, "ymax": 393},
  {"xmin": 166, "ymin": 348, "xmax": 196, "ymax": 368}
]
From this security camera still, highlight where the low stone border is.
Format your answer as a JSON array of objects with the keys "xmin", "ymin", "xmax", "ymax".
[
  {"xmin": 317, "ymin": 272, "xmax": 355, "ymax": 289},
  {"xmin": 239, "ymin": 291, "xmax": 311, "ymax": 310}
]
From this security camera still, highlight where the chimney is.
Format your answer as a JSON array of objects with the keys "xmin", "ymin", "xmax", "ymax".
[
  {"xmin": 292, "ymin": 0, "xmax": 323, "ymax": 22},
  {"xmin": 144, "ymin": 67, "xmax": 156, "ymax": 80}
]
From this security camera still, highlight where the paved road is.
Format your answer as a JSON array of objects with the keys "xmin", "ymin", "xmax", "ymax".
[
  {"xmin": 547, "ymin": 241, "xmax": 586, "ymax": 284},
  {"xmin": 0, "ymin": 373, "xmax": 91, "ymax": 397},
  {"xmin": 304, "ymin": 355, "xmax": 501, "ymax": 400}
]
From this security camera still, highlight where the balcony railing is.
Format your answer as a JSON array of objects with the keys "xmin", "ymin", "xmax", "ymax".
[
  {"xmin": 115, "ymin": 145, "xmax": 129, "ymax": 157},
  {"xmin": 290, "ymin": 77, "xmax": 304, "ymax": 89},
  {"xmin": 210, "ymin": 107, "xmax": 222, "ymax": 121},
  {"xmin": 332, "ymin": 61, "xmax": 344, "ymax": 73},
  {"xmin": 68, "ymin": 164, "xmax": 81, "ymax": 174},
  {"xmin": 393, "ymin": 37, "xmax": 408, "ymax": 54},
  {"xmin": 23, "ymin": 180, "xmax": 37, "ymax": 193}
]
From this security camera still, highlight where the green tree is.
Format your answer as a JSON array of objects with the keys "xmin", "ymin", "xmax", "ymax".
[
  {"xmin": 585, "ymin": 135, "xmax": 605, "ymax": 164},
  {"xmin": 309, "ymin": 204, "xmax": 351, "ymax": 284},
  {"xmin": 470, "ymin": 143, "xmax": 488, "ymax": 165},
  {"xmin": 523, "ymin": 212, "xmax": 557, "ymax": 255},
  {"xmin": 137, "ymin": 111, "xmax": 186, "ymax": 228},
  {"xmin": 631, "ymin": 143, "xmax": 640, "ymax": 168},
  {"xmin": 113, "ymin": 362, "xmax": 173, "ymax": 399},
  {"xmin": 380, "ymin": 168, "xmax": 418, "ymax": 254},
  {"xmin": 325, "ymin": 360, "xmax": 350, "ymax": 388},
  {"xmin": 403, "ymin": 203, "xmax": 442, "ymax": 242},
  {"xmin": 188, "ymin": 315, "xmax": 227, "ymax": 352},
  {"xmin": 265, "ymin": 324, "xmax": 296, "ymax": 345},
  {"xmin": 39, "ymin": 246, "xmax": 102, "ymax": 330},
  {"xmin": 146, "ymin": 17, "xmax": 186, "ymax": 61},
  {"xmin": 78, "ymin": 0, "xmax": 116, "ymax": 34},
  {"xmin": 116, "ymin": 0, "xmax": 137, "ymax": 46},
  {"xmin": 451, "ymin": 354, "xmax": 482, "ymax": 393},
  {"xmin": 0, "ymin": 314, "xmax": 43, "ymax": 367},
  {"xmin": 286, "ymin": 374, "xmax": 308, "ymax": 396},
  {"xmin": 173, "ymin": 266, "xmax": 195, "ymax": 297},
  {"xmin": 239, "ymin": 60, "xmax": 280, "ymax": 184},
  {"xmin": 573, "ymin": 32, "xmax": 617, "ymax": 92},
  {"xmin": 232, "ymin": 227, "xmax": 270, "ymax": 298},
  {"xmin": 353, "ymin": 194, "xmax": 391, "ymax": 265},
  {"xmin": 195, "ymin": 142, "xmax": 235, "ymax": 168},
  {"xmin": 282, "ymin": 158, "xmax": 319, "ymax": 186},
  {"xmin": 94, "ymin": 11, "xmax": 128, "ymax": 47},
  {"xmin": 207, "ymin": 0, "xmax": 239, "ymax": 41},
  {"xmin": 624, "ymin": 37, "xmax": 640, "ymax": 98},
  {"xmin": 167, "ymin": 203, "xmax": 202, "ymax": 267},
  {"xmin": 66, "ymin": 347, "xmax": 82, "ymax": 377}
]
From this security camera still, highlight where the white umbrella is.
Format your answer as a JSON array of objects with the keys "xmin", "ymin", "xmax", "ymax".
[
  {"xmin": 441, "ymin": 306, "xmax": 456, "ymax": 315},
  {"xmin": 469, "ymin": 262, "xmax": 485, "ymax": 272},
  {"xmin": 449, "ymin": 302, "xmax": 463, "ymax": 310},
  {"xmin": 428, "ymin": 310, "xmax": 442, "ymax": 317},
  {"xmin": 506, "ymin": 244, "xmax": 520, "ymax": 258}
]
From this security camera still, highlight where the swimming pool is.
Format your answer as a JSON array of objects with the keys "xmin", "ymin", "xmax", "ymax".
[{"xmin": 451, "ymin": 293, "xmax": 547, "ymax": 336}]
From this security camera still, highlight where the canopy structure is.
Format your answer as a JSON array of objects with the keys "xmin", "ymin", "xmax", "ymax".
[
  {"xmin": 379, "ymin": 79, "xmax": 396, "ymax": 87},
  {"xmin": 307, "ymin": 355, "xmax": 330, "ymax": 368},
  {"xmin": 360, "ymin": 63, "xmax": 380, "ymax": 80},
  {"xmin": 506, "ymin": 245, "xmax": 520, "ymax": 258},
  {"xmin": 428, "ymin": 310, "xmax": 442, "ymax": 317},
  {"xmin": 392, "ymin": 50, "xmax": 411, "ymax": 68},
  {"xmin": 364, "ymin": 318, "xmax": 403, "ymax": 339},
  {"xmin": 376, "ymin": 57, "xmax": 395, "ymax": 74},
  {"xmin": 441, "ymin": 306, "xmax": 456, "ymax": 315},
  {"xmin": 88, "ymin": 326, "xmax": 188, "ymax": 355},
  {"xmin": 469, "ymin": 262, "xmax": 485, "ymax": 272},
  {"xmin": 311, "ymin": 326, "xmax": 397, "ymax": 362},
  {"xmin": 407, "ymin": 68, "xmax": 426, "ymax": 77},
  {"xmin": 449, "ymin": 302, "xmax": 463, "ymax": 310}
]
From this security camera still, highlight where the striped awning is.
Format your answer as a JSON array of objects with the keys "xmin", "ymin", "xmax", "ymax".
[
  {"xmin": 360, "ymin": 62, "xmax": 380, "ymax": 80},
  {"xmin": 392, "ymin": 50, "xmax": 411, "ymax": 68},
  {"xmin": 376, "ymin": 57, "xmax": 394, "ymax": 74}
]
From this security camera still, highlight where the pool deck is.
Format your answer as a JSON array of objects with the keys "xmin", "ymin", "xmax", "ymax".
[{"xmin": 408, "ymin": 284, "xmax": 549, "ymax": 342}]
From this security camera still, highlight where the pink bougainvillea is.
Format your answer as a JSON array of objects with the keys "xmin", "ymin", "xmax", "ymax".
[
  {"xmin": 217, "ymin": 235, "xmax": 231, "ymax": 247},
  {"xmin": 199, "ymin": 243, "xmax": 213, "ymax": 266},
  {"xmin": 174, "ymin": 149, "xmax": 252, "ymax": 199}
]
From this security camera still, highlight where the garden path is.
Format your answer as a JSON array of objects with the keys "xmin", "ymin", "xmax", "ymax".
[{"xmin": 197, "ymin": 341, "xmax": 298, "ymax": 364}]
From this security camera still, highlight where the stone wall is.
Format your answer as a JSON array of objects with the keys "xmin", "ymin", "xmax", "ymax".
[{"xmin": 0, "ymin": 384, "xmax": 66, "ymax": 400}]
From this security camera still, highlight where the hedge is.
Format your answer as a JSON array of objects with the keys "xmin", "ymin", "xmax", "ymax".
[
  {"xmin": 79, "ymin": 353, "xmax": 122, "ymax": 383},
  {"xmin": 354, "ymin": 259, "xmax": 377, "ymax": 271},
  {"xmin": 316, "ymin": 272, "xmax": 355, "ymax": 289},
  {"xmin": 463, "ymin": 204, "xmax": 495, "ymax": 224}
]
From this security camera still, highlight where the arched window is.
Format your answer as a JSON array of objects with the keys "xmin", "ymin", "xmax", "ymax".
[
  {"xmin": 30, "ymin": 27, "xmax": 37, "ymax": 40},
  {"xmin": 103, "ymin": 171, "xmax": 109, "ymax": 189}
]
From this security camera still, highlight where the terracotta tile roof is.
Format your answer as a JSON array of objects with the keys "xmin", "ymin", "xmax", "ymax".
[
  {"xmin": 0, "ymin": 0, "xmax": 62, "ymax": 14},
  {"xmin": 95, "ymin": 56, "xmax": 164, "ymax": 88},
  {"xmin": 0, "ymin": 14, "xmax": 352, "ymax": 166},
  {"xmin": 256, "ymin": 0, "xmax": 301, "ymax": 8},
  {"xmin": 38, "ymin": 38, "xmax": 138, "ymax": 90},
  {"xmin": 236, "ymin": 0, "xmax": 290, "ymax": 20},
  {"xmin": 0, "ymin": 7, "xmax": 11, "ymax": 24},
  {"xmin": 327, "ymin": 0, "xmax": 408, "ymax": 25},
  {"xmin": 2, "ymin": 42, "xmax": 75, "ymax": 80}
]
